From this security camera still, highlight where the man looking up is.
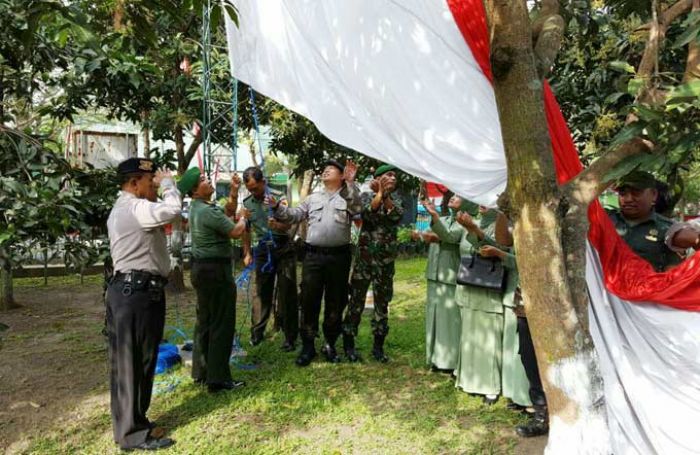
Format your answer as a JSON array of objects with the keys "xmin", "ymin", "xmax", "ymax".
[
  {"xmin": 342, "ymin": 164, "xmax": 404, "ymax": 363},
  {"xmin": 270, "ymin": 159, "xmax": 361, "ymax": 366},
  {"xmin": 178, "ymin": 168, "xmax": 249, "ymax": 393},
  {"xmin": 106, "ymin": 158, "xmax": 180, "ymax": 451},
  {"xmin": 241, "ymin": 166, "xmax": 298, "ymax": 351}
]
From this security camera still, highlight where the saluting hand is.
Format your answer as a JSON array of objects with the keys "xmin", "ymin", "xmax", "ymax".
[
  {"xmin": 343, "ymin": 160, "xmax": 358, "ymax": 183},
  {"xmin": 154, "ymin": 169, "xmax": 172, "ymax": 187},
  {"xmin": 230, "ymin": 173, "xmax": 241, "ymax": 193},
  {"xmin": 422, "ymin": 198, "xmax": 438, "ymax": 218},
  {"xmin": 456, "ymin": 211, "xmax": 476, "ymax": 229}
]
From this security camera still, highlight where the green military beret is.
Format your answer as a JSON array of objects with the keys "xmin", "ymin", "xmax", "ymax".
[
  {"xmin": 616, "ymin": 171, "xmax": 657, "ymax": 191},
  {"xmin": 177, "ymin": 167, "xmax": 201, "ymax": 194},
  {"xmin": 374, "ymin": 164, "xmax": 398, "ymax": 177}
]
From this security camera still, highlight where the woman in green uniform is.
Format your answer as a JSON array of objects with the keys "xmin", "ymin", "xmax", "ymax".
[
  {"xmin": 480, "ymin": 242, "xmax": 531, "ymax": 409},
  {"xmin": 453, "ymin": 207, "xmax": 503, "ymax": 403},
  {"xmin": 414, "ymin": 195, "xmax": 468, "ymax": 371}
]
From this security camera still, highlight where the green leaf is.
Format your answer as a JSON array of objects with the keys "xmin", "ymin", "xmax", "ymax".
[
  {"xmin": 634, "ymin": 105, "xmax": 663, "ymax": 122},
  {"xmin": 667, "ymin": 80, "xmax": 700, "ymax": 102},
  {"xmin": 604, "ymin": 92, "xmax": 627, "ymax": 105},
  {"xmin": 603, "ymin": 153, "xmax": 656, "ymax": 182},
  {"xmin": 627, "ymin": 77, "xmax": 645, "ymax": 96},
  {"xmin": 609, "ymin": 122, "xmax": 645, "ymax": 149},
  {"xmin": 609, "ymin": 60, "xmax": 635, "ymax": 74}
]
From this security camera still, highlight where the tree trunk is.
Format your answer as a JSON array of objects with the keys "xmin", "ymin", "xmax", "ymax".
[
  {"xmin": 486, "ymin": 1, "xmax": 609, "ymax": 453},
  {"xmin": 0, "ymin": 263, "xmax": 18, "ymax": 310},
  {"xmin": 175, "ymin": 126, "xmax": 187, "ymax": 174},
  {"xmin": 142, "ymin": 110, "xmax": 151, "ymax": 157},
  {"xmin": 167, "ymin": 217, "xmax": 186, "ymax": 293}
]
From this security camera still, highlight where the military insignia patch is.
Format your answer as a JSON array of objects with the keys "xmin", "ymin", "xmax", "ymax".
[
  {"xmin": 645, "ymin": 228, "xmax": 659, "ymax": 242},
  {"xmin": 139, "ymin": 160, "xmax": 154, "ymax": 171}
]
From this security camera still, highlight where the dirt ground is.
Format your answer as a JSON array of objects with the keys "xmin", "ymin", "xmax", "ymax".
[{"xmin": 0, "ymin": 277, "xmax": 545, "ymax": 454}]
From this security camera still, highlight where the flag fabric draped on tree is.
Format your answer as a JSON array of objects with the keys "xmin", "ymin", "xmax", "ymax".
[{"xmin": 225, "ymin": 1, "xmax": 700, "ymax": 453}]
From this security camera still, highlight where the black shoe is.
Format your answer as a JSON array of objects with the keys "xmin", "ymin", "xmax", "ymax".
[
  {"xmin": 430, "ymin": 365, "xmax": 454, "ymax": 374},
  {"xmin": 207, "ymin": 380, "xmax": 246, "ymax": 393},
  {"xmin": 321, "ymin": 343, "xmax": 341, "ymax": 363},
  {"xmin": 281, "ymin": 340, "xmax": 295, "ymax": 352},
  {"xmin": 516, "ymin": 415, "xmax": 549, "ymax": 437},
  {"xmin": 372, "ymin": 334, "xmax": 389, "ymax": 363},
  {"xmin": 123, "ymin": 437, "xmax": 174, "ymax": 451},
  {"xmin": 483, "ymin": 395, "xmax": 499, "ymax": 406},
  {"xmin": 342, "ymin": 334, "xmax": 360, "ymax": 363},
  {"xmin": 296, "ymin": 339, "xmax": 316, "ymax": 367}
]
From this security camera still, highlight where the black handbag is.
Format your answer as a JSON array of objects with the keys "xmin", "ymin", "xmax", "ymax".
[{"xmin": 456, "ymin": 254, "xmax": 507, "ymax": 291}]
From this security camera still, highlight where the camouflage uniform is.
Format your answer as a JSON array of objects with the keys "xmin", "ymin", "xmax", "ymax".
[
  {"xmin": 243, "ymin": 189, "xmax": 298, "ymax": 346},
  {"xmin": 343, "ymin": 191, "xmax": 404, "ymax": 338}
]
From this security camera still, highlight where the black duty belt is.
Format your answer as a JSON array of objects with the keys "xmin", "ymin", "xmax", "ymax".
[
  {"xmin": 191, "ymin": 257, "xmax": 232, "ymax": 264},
  {"xmin": 304, "ymin": 243, "xmax": 351, "ymax": 255},
  {"xmin": 112, "ymin": 270, "xmax": 168, "ymax": 294}
]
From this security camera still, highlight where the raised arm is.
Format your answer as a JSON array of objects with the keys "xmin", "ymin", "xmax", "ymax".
[{"xmin": 132, "ymin": 172, "xmax": 182, "ymax": 229}]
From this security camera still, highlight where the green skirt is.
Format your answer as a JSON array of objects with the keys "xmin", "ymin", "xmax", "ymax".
[
  {"xmin": 454, "ymin": 306, "xmax": 502, "ymax": 396},
  {"xmin": 425, "ymin": 280, "xmax": 461, "ymax": 370},
  {"xmin": 501, "ymin": 307, "xmax": 532, "ymax": 406}
]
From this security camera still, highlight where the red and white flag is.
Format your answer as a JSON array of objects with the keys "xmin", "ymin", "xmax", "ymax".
[{"xmin": 225, "ymin": 2, "xmax": 700, "ymax": 453}]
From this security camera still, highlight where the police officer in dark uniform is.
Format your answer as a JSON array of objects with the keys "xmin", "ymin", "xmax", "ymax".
[
  {"xmin": 106, "ymin": 158, "xmax": 181, "ymax": 451},
  {"xmin": 607, "ymin": 171, "xmax": 682, "ymax": 271},
  {"xmin": 241, "ymin": 166, "xmax": 298, "ymax": 350},
  {"xmin": 178, "ymin": 168, "xmax": 249, "ymax": 393}
]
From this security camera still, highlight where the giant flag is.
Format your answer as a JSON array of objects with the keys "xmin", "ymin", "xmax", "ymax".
[{"xmin": 225, "ymin": 1, "xmax": 700, "ymax": 453}]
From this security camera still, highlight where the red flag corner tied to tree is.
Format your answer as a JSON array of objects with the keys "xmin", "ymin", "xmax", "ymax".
[{"xmin": 448, "ymin": 0, "xmax": 700, "ymax": 311}]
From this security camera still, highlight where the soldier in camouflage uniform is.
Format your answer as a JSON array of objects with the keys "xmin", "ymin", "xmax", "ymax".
[
  {"xmin": 342, "ymin": 164, "xmax": 404, "ymax": 363},
  {"xmin": 241, "ymin": 166, "xmax": 298, "ymax": 351}
]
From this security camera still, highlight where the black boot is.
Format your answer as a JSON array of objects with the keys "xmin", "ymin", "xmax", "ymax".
[
  {"xmin": 372, "ymin": 333, "xmax": 389, "ymax": 363},
  {"xmin": 321, "ymin": 341, "xmax": 341, "ymax": 363},
  {"xmin": 516, "ymin": 406, "xmax": 548, "ymax": 437},
  {"xmin": 343, "ymin": 333, "xmax": 360, "ymax": 363},
  {"xmin": 295, "ymin": 337, "xmax": 316, "ymax": 367}
]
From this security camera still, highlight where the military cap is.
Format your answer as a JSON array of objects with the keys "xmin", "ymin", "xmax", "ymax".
[
  {"xmin": 323, "ymin": 159, "xmax": 345, "ymax": 174},
  {"xmin": 177, "ymin": 167, "xmax": 201, "ymax": 195},
  {"xmin": 616, "ymin": 171, "xmax": 657, "ymax": 191},
  {"xmin": 374, "ymin": 164, "xmax": 398, "ymax": 177},
  {"xmin": 117, "ymin": 157, "xmax": 156, "ymax": 175}
]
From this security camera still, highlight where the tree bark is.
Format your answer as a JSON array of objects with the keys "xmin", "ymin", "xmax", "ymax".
[
  {"xmin": 0, "ymin": 263, "xmax": 18, "ymax": 311},
  {"xmin": 141, "ymin": 110, "xmax": 151, "ymax": 157},
  {"xmin": 485, "ymin": 1, "xmax": 609, "ymax": 452},
  {"xmin": 683, "ymin": 0, "xmax": 700, "ymax": 82},
  {"xmin": 167, "ymin": 217, "xmax": 186, "ymax": 293}
]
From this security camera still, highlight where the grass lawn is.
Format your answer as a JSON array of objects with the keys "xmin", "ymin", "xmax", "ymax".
[{"xmin": 3, "ymin": 258, "xmax": 541, "ymax": 454}]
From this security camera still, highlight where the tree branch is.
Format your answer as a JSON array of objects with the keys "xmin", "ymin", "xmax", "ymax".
[
  {"xmin": 183, "ymin": 127, "xmax": 203, "ymax": 170},
  {"xmin": 564, "ymin": 138, "xmax": 654, "ymax": 206},
  {"xmin": 660, "ymin": 0, "xmax": 693, "ymax": 27},
  {"xmin": 531, "ymin": 0, "xmax": 564, "ymax": 78},
  {"xmin": 683, "ymin": 0, "xmax": 700, "ymax": 82}
]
